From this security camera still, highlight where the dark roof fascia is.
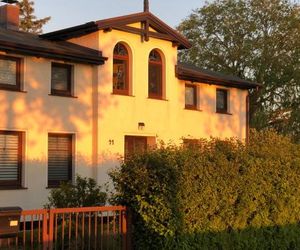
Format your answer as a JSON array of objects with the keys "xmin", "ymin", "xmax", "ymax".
[
  {"xmin": 96, "ymin": 12, "xmax": 191, "ymax": 49},
  {"xmin": 40, "ymin": 22, "xmax": 99, "ymax": 41},
  {"xmin": 176, "ymin": 65, "xmax": 261, "ymax": 90},
  {"xmin": 0, "ymin": 39, "xmax": 106, "ymax": 65},
  {"xmin": 41, "ymin": 12, "xmax": 191, "ymax": 50},
  {"xmin": 147, "ymin": 13, "xmax": 191, "ymax": 49}
]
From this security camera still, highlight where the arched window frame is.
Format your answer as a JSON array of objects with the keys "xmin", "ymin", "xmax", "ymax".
[
  {"xmin": 148, "ymin": 49, "xmax": 164, "ymax": 99},
  {"xmin": 113, "ymin": 43, "xmax": 130, "ymax": 95}
]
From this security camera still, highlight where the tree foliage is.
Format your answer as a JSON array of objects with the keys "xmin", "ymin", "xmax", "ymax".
[
  {"xmin": 110, "ymin": 130, "xmax": 300, "ymax": 249},
  {"xmin": 18, "ymin": 0, "xmax": 50, "ymax": 34},
  {"xmin": 177, "ymin": 0, "xmax": 300, "ymax": 142}
]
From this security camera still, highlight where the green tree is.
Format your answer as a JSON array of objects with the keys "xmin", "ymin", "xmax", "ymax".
[
  {"xmin": 18, "ymin": 0, "xmax": 50, "ymax": 34},
  {"xmin": 177, "ymin": 0, "xmax": 300, "ymax": 142}
]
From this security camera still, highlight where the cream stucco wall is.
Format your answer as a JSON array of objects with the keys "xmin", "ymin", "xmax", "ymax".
[
  {"xmin": 0, "ymin": 23, "xmax": 248, "ymax": 209},
  {"xmin": 71, "ymin": 26, "xmax": 248, "ymax": 184},
  {"xmin": 0, "ymin": 53, "xmax": 97, "ymax": 209}
]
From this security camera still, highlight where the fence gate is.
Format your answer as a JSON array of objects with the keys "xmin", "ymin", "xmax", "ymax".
[{"xmin": 0, "ymin": 206, "xmax": 130, "ymax": 250}]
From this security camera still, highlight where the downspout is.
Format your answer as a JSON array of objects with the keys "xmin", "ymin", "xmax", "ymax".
[{"xmin": 246, "ymin": 90, "xmax": 250, "ymax": 144}]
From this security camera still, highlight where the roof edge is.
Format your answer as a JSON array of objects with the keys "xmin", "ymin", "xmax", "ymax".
[
  {"xmin": 176, "ymin": 63, "xmax": 261, "ymax": 90},
  {"xmin": 40, "ymin": 22, "xmax": 98, "ymax": 41},
  {"xmin": 0, "ymin": 39, "xmax": 106, "ymax": 65},
  {"xmin": 41, "ymin": 12, "xmax": 191, "ymax": 49}
]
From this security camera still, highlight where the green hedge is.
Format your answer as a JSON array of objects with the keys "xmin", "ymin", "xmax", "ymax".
[{"xmin": 110, "ymin": 130, "xmax": 300, "ymax": 249}]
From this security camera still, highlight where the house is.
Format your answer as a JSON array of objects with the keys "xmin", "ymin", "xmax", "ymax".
[{"xmin": 0, "ymin": 1, "xmax": 259, "ymax": 209}]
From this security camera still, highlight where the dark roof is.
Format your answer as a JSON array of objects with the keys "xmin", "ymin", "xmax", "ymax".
[
  {"xmin": 41, "ymin": 12, "xmax": 191, "ymax": 50},
  {"xmin": 0, "ymin": 27, "xmax": 106, "ymax": 65},
  {"xmin": 176, "ymin": 62, "xmax": 261, "ymax": 89}
]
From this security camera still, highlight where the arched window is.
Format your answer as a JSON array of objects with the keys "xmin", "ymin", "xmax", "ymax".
[
  {"xmin": 148, "ymin": 50, "xmax": 163, "ymax": 99},
  {"xmin": 113, "ymin": 43, "xmax": 129, "ymax": 95}
]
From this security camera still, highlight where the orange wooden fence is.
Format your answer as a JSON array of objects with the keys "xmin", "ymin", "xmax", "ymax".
[{"xmin": 0, "ymin": 206, "xmax": 131, "ymax": 250}]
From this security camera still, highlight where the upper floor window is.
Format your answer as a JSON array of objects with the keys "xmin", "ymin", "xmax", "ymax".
[
  {"xmin": 216, "ymin": 89, "xmax": 229, "ymax": 113},
  {"xmin": 148, "ymin": 50, "xmax": 163, "ymax": 99},
  {"xmin": 0, "ymin": 131, "xmax": 23, "ymax": 188},
  {"xmin": 113, "ymin": 43, "xmax": 129, "ymax": 95},
  {"xmin": 0, "ymin": 55, "xmax": 21, "ymax": 91},
  {"xmin": 51, "ymin": 63, "xmax": 73, "ymax": 97},
  {"xmin": 185, "ymin": 84, "xmax": 197, "ymax": 110}
]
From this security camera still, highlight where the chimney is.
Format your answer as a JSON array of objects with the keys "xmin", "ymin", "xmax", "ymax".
[
  {"xmin": 0, "ymin": 3, "xmax": 19, "ymax": 30},
  {"xmin": 144, "ymin": 0, "xmax": 149, "ymax": 12}
]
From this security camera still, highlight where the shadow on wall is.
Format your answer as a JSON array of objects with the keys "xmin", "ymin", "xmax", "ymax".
[{"xmin": 0, "ymin": 53, "xmax": 119, "ymax": 166}]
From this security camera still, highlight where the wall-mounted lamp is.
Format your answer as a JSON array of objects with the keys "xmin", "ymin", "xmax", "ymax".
[{"xmin": 138, "ymin": 122, "xmax": 145, "ymax": 130}]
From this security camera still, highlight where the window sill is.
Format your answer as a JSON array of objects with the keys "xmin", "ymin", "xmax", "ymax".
[
  {"xmin": 111, "ymin": 93, "xmax": 135, "ymax": 97},
  {"xmin": 184, "ymin": 107, "xmax": 202, "ymax": 112},
  {"xmin": 0, "ymin": 88, "xmax": 27, "ymax": 93},
  {"xmin": 46, "ymin": 186, "xmax": 59, "ymax": 189},
  {"xmin": 0, "ymin": 186, "xmax": 28, "ymax": 190},
  {"xmin": 216, "ymin": 111, "xmax": 232, "ymax": 115},
  {"xmin": 46, "ymin": 184, "xmax": 72, "ymax": 189},
  {"xmin": 147, "ymin": 97, "xmax": 168, "ymax": 101},
  {"xmin": 49, "ymin": 94, "xmax": 78, "ymax": 98}
]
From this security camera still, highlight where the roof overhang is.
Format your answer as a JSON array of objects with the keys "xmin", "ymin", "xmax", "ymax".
[
  {"xmin": 41, "ymin": 12, "xmax": 191, "ymax": 50},
  {"xmin": 0, "ymin": 39, "xmax": 106, "ymax": 65},
  {"xmin": 176, "ymin": 64, "xmax": 261, "ymax": 90}
]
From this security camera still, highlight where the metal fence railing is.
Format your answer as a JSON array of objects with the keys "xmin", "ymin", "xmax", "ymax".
[{"xmin": 0, "ymin": 206, "xmax": 130, "ymax": 250}]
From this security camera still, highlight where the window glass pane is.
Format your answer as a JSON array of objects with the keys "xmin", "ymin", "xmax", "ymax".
[
  {"xmin": 0, "ymin": 58, "xmax": 17, "ymax": 86},
  {"xmin": 149, "ymin": 50, "xmax": 161, "ymax": 62},
  {"xmin": 185, "ymin": 86, "xmax": 196, "ymax": 106},
  {"xmin": 114, "ymin": 43, "xmax": 128, "ymax": 56},
  {"xmin": 113, "ymin": 59, "xmax": 127, "ymax": 90},
  {"xmin": 149, "ymin": 64, "xmax": 162, "ymax": 95},
  {"xmin": 52, "ymin": 66, "xmax": 70, "ymax": 91},
  {"xmin": 0, "ymin": 133, "xmax": 19, "ymax": 181},
  {"xmin": 217, "ymin": 90, "xmax": 227, "ymax": 111},
  {"xmin": 48, "ymin": 134, "xmax": 72, "ymax": 185}
]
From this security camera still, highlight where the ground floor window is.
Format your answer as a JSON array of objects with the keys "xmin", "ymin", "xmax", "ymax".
[
  {"xmin": 0, "ymin": 131, "xmax": 23, "ymax": 187},
  {"xmin": 183, "ymin": 139, "xmax": 201, "ymax": 148},
  {"xmin": 48, "ymin": 133, "xmax": 73, "ymax": 187}
]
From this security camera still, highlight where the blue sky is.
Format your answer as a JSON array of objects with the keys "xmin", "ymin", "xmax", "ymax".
[{"xmin": 33, "ymin": 0, "xmax": 206, "ymax": 33}]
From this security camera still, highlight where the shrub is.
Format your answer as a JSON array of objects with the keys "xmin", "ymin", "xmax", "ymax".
[
  {"xmin": 45, "ymin": 175, "xmax": 107, "ymax": 208},
  {"xmin": 109, "ymin": 130, "xmax": 300, "ymax": 249}
]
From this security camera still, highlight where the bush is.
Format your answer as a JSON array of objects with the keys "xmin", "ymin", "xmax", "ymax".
[
  {"xmin": 45, "ymin": 175, "xmax": 107, "ymax": 208},
  {"xmin": 109, "ymin": 130, "xmax": 300, "ymax": 249}
]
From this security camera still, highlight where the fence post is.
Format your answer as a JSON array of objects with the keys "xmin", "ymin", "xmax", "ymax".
[
  {"xmin": 42, "ymin": 210, "xmax": 49, "ymax": 250},
  {"xmin": 122, "ymin": 208, "xmax": 132, "ymax": 250},
  {"xmin": 48, "ymin": 209, "xmax": 54, "ymax": 250}
]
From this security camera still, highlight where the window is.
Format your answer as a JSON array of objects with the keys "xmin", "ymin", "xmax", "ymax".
[
  {"xmin": 183, "ymin": 139, "xmax": 200, "ymax": 148},
  {"xmin": 0, "ymin": 131, "xmax": 23, "ymax": 187},
  {"xmin": 0, "ymin": 55, "xmax": 21, "ymax": 91},
  {"xmin": 48, "ymin": 134, "xmax": 73, "ymax": 187},
  {"xmin": 185, "ymin": 84, "xmax": 197, "ymax": 109},
  {"xmin": 113, "ymin": 43, "xmax": 129, "ymax": 95},
  {"xmin": 148, "ymin": 50, "xmax": 163, "ymax": 99},
  {"xmin": 51, "ymin": 63, "xmax": 72, "ymax": 96},
  {"xmin": 124, "ymin": 136, "xmax": 147, "ymax": 160},
  {"xmin": 216, "ymin": 89, "xmax": 228, "ymax": 113}
]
